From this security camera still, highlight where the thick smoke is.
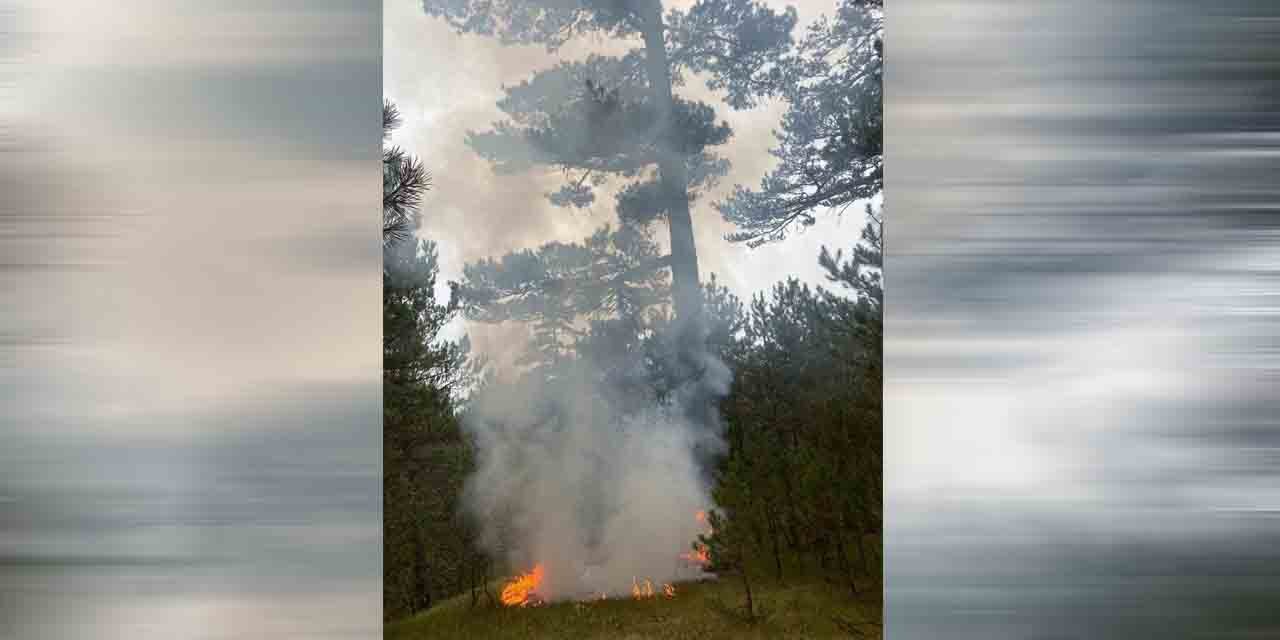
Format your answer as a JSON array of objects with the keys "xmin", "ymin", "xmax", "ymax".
[{"xmin": 462, "ymin": 328, "xmax": 731, "ymax": 601}]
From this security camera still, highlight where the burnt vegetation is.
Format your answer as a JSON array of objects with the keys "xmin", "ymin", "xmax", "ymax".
[{"xmin": 384, "ymin": 0, "xmax": 883, "ymax": 633}]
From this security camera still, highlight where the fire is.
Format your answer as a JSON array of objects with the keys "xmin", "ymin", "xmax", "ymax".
[
  {"xmin": 500, "ymin": 564, "xmax": 545, "ymax": 607},
  {"xmin": 632, "ymin": 577, "xmax": 655, "ymax": 599},
  {"xmin": 628, "ymin": 577, "xmax": 676, "ymax": 600},
  {"xmin": 679, "ymin": 509, "xmax": 713, "ymax": 568},
  {"xmin": 679, "ymin": 545, "xmax": 710, "ymax": 567},
  {"xmin": 500, "ymin": 511, "xmax": 709, "ymax": 607}
]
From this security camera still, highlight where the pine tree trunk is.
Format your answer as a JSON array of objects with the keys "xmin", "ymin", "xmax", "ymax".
[{"xmin": 639, "ymin": 0, "xmax": 703, "ymax": 350}]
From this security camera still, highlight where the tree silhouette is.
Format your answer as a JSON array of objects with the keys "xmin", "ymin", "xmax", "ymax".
[{"xmin": 384, "ymin": 100, "xmax": 432, "ymax": 248}]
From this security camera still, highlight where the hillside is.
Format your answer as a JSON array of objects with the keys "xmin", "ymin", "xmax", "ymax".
[{"xmin": 387, "ymin": 571, "xmax": 882, "ymax": 640}]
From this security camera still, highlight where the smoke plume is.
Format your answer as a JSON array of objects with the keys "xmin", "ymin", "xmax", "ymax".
[{"xmin": 462, "ymin": 329, "xmax": 731, "ymax": 601}]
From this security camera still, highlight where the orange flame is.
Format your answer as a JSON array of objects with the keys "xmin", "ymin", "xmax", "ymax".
[
  {"xmin": 503, "ymin": 511, "xmax": 710, "ymax": 608},
  {"xmin": 680, "ymin": 509, "xmax": 713, "ymax": 568},
  {"xmin": 500, "ymin": 564, "xmax": 545, "ymax": 607},
  {"xmin": 631, "ymin": 577, "xmax": 655, "ymax": 599},
  {"xmin": 680, "ymin": 545, "xmax": 711, "ymax": 567}
]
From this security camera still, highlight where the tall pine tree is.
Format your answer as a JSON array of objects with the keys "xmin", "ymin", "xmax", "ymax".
[{"xmin": 422, "ymin": 0, "xmax": 795, "ymax": 398}]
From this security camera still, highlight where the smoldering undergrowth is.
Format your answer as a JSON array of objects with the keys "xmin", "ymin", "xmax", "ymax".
[{"xmin": 460, "ymin": 328, "xmax": 731, "ymax": 601}]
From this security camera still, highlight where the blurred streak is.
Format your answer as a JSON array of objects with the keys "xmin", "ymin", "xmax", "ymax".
[
  {"xmin": 887, "ymin": 0, "xmax": 1280, "ymax": 638},
  {"xmin": 1, "ymin": 1, "xmax": 380, "ymax": 638}
]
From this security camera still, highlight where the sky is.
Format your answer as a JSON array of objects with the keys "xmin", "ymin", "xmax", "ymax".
[
  {"xmin": 1, "ymin": 1, "xmax": 381, "ymax": 637},
  {"xmin": 887, "ymin": 0, "xmax": 1280, "ymax": 637},
  {"xmin": 383, "ymin": 0, "xmax": 868, "ymax": 362}
]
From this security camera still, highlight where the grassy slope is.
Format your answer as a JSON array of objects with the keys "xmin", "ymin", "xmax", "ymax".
[{"xmin": 387, "ymin": 571, "xmax": 882, "ymax": 640}]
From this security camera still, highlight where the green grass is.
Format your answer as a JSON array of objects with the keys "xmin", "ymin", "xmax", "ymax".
[{"xmin": 386, "ymin": 570, "xmax": 882, "ymax": 640}]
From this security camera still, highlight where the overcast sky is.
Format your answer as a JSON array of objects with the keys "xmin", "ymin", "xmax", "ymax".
[{"xmin": 383, "ymin": 0, "xmax": 867, "ymax": 361}]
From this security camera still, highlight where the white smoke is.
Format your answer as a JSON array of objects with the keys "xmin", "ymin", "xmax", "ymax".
[{"xmin": 462, "ymin": 342, "xmax": 730, "ymax": 601}]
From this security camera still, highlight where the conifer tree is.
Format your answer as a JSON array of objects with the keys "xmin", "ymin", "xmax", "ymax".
[
  {"xmin": 718, "ymin": 0, "xmax": 883, "ymax": 246},
  {"xmin": 422, "ymin": 0, "xmax": 796, "ymax": 394},
  {"xmin": 383, "ymin": 100, "xmax": 477, "ymax": 618}
]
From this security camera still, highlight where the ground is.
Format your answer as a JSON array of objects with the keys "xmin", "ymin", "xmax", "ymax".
[{"xmin": 387, "ymin": 570, "xmax": 882, "ymax": 640}]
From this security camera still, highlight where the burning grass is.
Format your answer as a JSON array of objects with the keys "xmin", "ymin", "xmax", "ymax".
[
  {"xmin": 493, "ymin": 511, "xmax": 713, "ymax": 608},
  {"xmin": 496, "ymin": 565, "xmax": 688, "ymax": 607},
  {"xmin": 500, "ymin": 564, "xmax": 546, "ymax": 607},
  {"xmin": 387, "ymin": 557, "xmax": 882, "ymax": 640}
]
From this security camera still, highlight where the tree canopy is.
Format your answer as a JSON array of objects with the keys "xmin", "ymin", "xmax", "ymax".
[
  {"xmin": 718, "ymin": 0, "xmax": 883, "ymax": 246},
  {"xmin": 423, "ymin": 0, "xmax": 796, "ymax": 367}
]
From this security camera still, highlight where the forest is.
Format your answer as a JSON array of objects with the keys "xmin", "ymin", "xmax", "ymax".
[{"xmin": 383, "ymin": 0, "xmax": 882, "ymax": 636}]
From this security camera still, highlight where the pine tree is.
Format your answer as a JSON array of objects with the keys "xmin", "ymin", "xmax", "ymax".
[
  {"xmin": 422, "ymin": 0, "xmax": 795, "ymax": 391},
  {"xmin": 384, "ymin": 100, "xmax": 431, "ymax": 248},
  {"xmin": 457, "ymin": 224, "xmax": 669, "ymax": 376},
  {"xmin": 703, "ymin": 233, "xmax": 882, "ymax": 603},
  {"xmin": 383, "ymin": 100, "xmax": 478, "ymax": 618},
  {"xmin": 717, "ymin": 0, "xmax": 883, "ymax": 246}
]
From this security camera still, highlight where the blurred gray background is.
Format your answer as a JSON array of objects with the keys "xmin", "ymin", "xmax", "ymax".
[
  {"xmin": 888, "ymin": 0, "xmax": 1280, "ymax": 638},
  {"xmin": 1, "ymin": 1, "xmax": 381, "ymax": 637}
]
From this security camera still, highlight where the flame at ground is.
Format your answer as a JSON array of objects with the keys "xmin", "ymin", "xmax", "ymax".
[
  {"xmin": 632, "ymin": 577, "xmax": 654, "ymax": 598},
  {"xmin": 500, "ymin": 564, "xmax": 545, "ymax": 607},
  {"xmin": 500, "ymin": 566, "xmax": 677, "ymax": 606},
  {"xmin": 500, "ymin": 511, "xmax": 710, "ymax": 606},
  {"xmin": 631, "ymin": 577, "xmax": 677, "ymax": 599}
]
